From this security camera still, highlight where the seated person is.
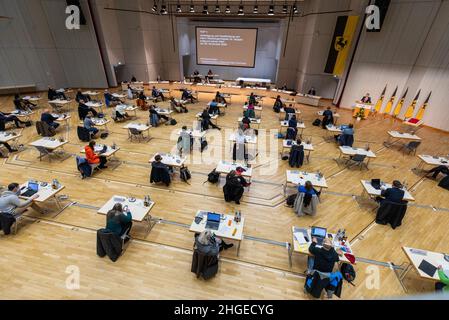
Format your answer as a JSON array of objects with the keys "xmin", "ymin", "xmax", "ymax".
[
  {"xmin": 426, "ymin": 165, "xmax": 449, "ymax": 180},
  {"xmin": 127, "ymin": 85, "xmax": 135, "ymax": 100},
  {"xmin": 243, "ymin": 103, "xmax": 255, "ymax": 119},
  {"xmin": 177, "ymin": 126, "xmax": 192, "ymax": 155},
  {"xmin": 181, "ymin": 89, "xmax": 197, "ymax": 103},
  {"xmin": 294, "ymin": 181, "xmax": 320, "ymax": 216},
  {"xmin": 106, "ymin": 203, "xmax": 132, "ymax": 237},
  {"xmin": 136, "ymin": 92, "xmax": 149, "ymax": 110},
  {"xmin": 273, "ymin": 95, "xmax": 284, "ymax": 112},
  {"xmin": 232, "ymin": 129, "xmax": 248, "ymax": 162},
  {"xmin": 200, "ymin": 107, "xmax": 220, "ymax": 131},
  {"xmin": 308, "ymin": 87, "xmax": 316, "ymax": 96},
  {"xmin": 208, "ymin": 101, "xmax": 220, "ymax": 116},
  {"xmin": 248, "ymin": 93, "xmax": 258, "ymax": 105},
  {"xmin": 150, "ymin": 154, "xmax": 171, "ymax": 186},
  {"xmin": 223, "ymin": 170, "xmax": 249, "ymax": 205},
  {"xmin": 435, "ymin": 265, "xmax": 449, "ymax": 293},
  {"xmin": 0, "ymin": 142, "xmax": 18, "ymax": 156},
  {"xmin": 360, "ymin": 93, "xmax": 372, "ymax": 104},
  {"xmin": 149, "ymin": 105, "xmax": 169, "ymax": 126},
  {"xmin": 289, "ymin": 138, "xmax": 304, "ymax": 168},
  {"xmin": 83, "ymin": 114, "xmax": 99, "ymax": 138},
  {"xmin": 48, "ymin": 86, "xmax": 67, "ymax": 101},
  {"xmin": 378, "ymin": 180, "xmax": 405, "ymax": 204},
  {"xmin": 114, "ymin": 104, "xmax": 129, "ymax": 121},
  {"xmin": 131, "ymin": 75, "xmax": 137, "ymax": 82},
  {"xmin": 308, "ymin": 237, "xmax": 342, "ymax": 274},
  {"xmin": 40, "ymin": 109, "xmax": 60, "ymax": 129},
  {"xmin": 195, "ymin": 230, "xmax": 233, "ymax": 256},
  {"xmin": 0, "ymin": 182, "xmax": 39, "ymax": 217},
  {"xmin": 335, "ymin": 124, "xmax": 354, "ymax": 147},
  {"xmin": 78, "ymin": 99, "xmax": 98, "ymax": 120},
  {"xmin": 241, "ymin": 114, "xmax": 252, "ymax": 130},
  {"xmin": 288, "ymin": 115, "xmax": 298, "ymax": 129},
  {"xmin": 280, "ymin": 83, "xmax": 288, "ymax": 91},
  {"xmin": 215, "ymin": 91, "xmax": 227, "ymax": 104},
  {"xmin": 85, "ymin": 140, "xmax": 108, "ymax": 169},
  {"xmin": 170, "ymin": 97, "xmax": 188, "ymax": 113},
  {"xmin": 307, "ymin": 237, "xmax": 343, "ymax": 299},
  {"xmin": 76, "ymin": 90, "xmax": 90, "ymax": 103},
  {"xmin": 0, "ymin": 111, "xmax": 27, "ymax": 128},
  {"xmin": 14, "ymin": 94, "xmax": 35, "ymax": 112},
  {"xmin": 321, "ymin": 107, "xmax": 334, "ymax": 128},
  {"xmin": 284, "ymin": 104, "xmax": 296, "ymax": 121},
  {"xmin": 104, "ymin": 90, "xmax": 123, "ymax": 107},
  {"xmin": 193, "ymin": 70, "xmax": 201, "ymax": 83},
  {"xmin": 151, "ymin": 86, "xmax": 165, "ymax": 101}
]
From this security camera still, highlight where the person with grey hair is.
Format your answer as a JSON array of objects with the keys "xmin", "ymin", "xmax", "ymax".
[{"xmin": 194, "ymin": 230, "xmax": 233, "ymax": 255}]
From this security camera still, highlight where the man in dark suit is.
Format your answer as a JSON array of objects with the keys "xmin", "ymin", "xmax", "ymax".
[
  {"xmin": 380, "ymin": 180, "xmax": 405, "ymax": 203},
  {"xmin": 40, "ymin": 109, "xmax": 60, "ymax": 129},
  {"xmin": 426, "ymin": 165, "xmax": 449, "ymax": 179},
  {"xmin": 361, "ymin": 93, "xmax": 372, "ymax": 104}
]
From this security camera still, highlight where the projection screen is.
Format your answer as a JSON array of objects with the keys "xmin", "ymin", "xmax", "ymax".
[{"xmin": 196, "ymin": 27, "xmax": 258, "ymax": 68}]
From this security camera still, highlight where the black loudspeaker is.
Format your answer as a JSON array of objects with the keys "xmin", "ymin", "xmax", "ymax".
[
  {"xmin": 66, "ymin": 0, "xmax": 87, "ymax": 25},
  {"xmin": 367, "ymin": 0, "xmax": 390, "ymax": 32}
]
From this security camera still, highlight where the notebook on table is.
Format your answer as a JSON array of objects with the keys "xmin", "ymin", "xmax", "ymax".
[{"xmin": 418, "ymin": 259, "xmax": 437, "ymax": 277}]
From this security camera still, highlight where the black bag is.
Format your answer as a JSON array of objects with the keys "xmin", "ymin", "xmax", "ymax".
[
  {"xmin": 312, "ymin": 119, "xmax": 321, "ymax": 126},
  {"xmin": 207, "ymin": 169, "xmax": 220, "ymax": 184},
  {"xmin": 100, "ymin": 132, "xmax": 109, "ymax": 139},
  {"xmin": 340, "ymin": 263, "xmax": 356, "ymax": 285},
  {"xmin": 170, "ymin": 119, "xmax": 177, "ymax": 125},
  {"xmin": 24, "ymin": 121, "xmax": 32, "ymax": 127},
  {"xmin": 286, "ymin": 193, "xmax": 296, "ymax": 207},
  {"xmin": 282, "ymin": 155, "xmax": 289, "ymax": 161},
  {"xmin": 201, "ymin": 139, "xmax": 208, "ymax": 152},
  {"xmin": 180, "ymin": 166, "xmax": 191, "ymax": 183}
]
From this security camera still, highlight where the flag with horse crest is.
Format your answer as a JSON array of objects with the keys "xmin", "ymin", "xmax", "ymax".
[{"xmin": 325, "ymin": 16, "xmax": 359, "ymax": 76}]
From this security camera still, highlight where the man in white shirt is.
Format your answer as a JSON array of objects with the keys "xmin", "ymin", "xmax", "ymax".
[{"xmin": 115, "ymin": 104, "xmax": 129, "ymax": 121}]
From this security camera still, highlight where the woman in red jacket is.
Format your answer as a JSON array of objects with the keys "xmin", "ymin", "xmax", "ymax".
[{"xmin": 85, "ymin": 140, "xmax": 108, "ymax": 169}]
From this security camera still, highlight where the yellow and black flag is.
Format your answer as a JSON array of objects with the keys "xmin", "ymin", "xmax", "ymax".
[
  {"xmin": 404, "ymin": 90, "xmax": 420, "ymax": 119},
  {"xmin": 324, "ymin": 16, "xmax": 359, "ymax": 76},
  {"xmin": 415, "ymin": 92, "xmax": 431, "ymax": 121},
  {"xmin": 384, "ymin": 86, "xmax": 397, "ymax": 114},
  {"xmin": 393, "ymin": 87, "xmax": 408, "ymax": 116},
  {"xmin": 374, "ymin": 85, "xmax": 387, "ymax": 113}
]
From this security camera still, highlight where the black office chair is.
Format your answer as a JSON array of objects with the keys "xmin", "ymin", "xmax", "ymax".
[
  {"xmin": 128, "ymin": 127, "xmax": 144, "ymax": 142},
  {"xmin": 345, "ymin": 154, "xmax": 367, "ymax": 170},
  {"xmin": 401, "ymin": 141, "xmax": 421, "ymax": 155}
]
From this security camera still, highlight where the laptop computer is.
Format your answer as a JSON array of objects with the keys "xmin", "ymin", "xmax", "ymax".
[
  {"xmin": 205, "ymin": 212, "xmax": 221, "ymax": 231},
  {"xmin": 311, "ymin": 226, "xmax": 327, "ymax": 246},
  {"xmin": 21, "ymin": 181, "xmax": 39, "ymax": 197},
  {"xmin": 371, "ymin": 179, "xmax": 381, "ymax": 190}
]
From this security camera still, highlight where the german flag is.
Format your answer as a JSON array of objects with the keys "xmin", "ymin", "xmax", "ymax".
[
  {"xmin": 324, "ymin": 16, "xmax": 359, "ymax": 76},
  {"xmin": 384, "ymin": 86, "xmax": 397, "ymax": 114},
  {"xmin": 415, "ymin": 92, "xmax": 431, "ymax": 121},
  {"xmin": 393, "ymin": 88, "xmax": 408, "ymax": 116},
  {"xmin": 404, "ymin": 90, "xmax": 420, "ymax": 119},
  {"xmin": 374, "ymin": 85, "xmax": 387, "ymax": 113}
]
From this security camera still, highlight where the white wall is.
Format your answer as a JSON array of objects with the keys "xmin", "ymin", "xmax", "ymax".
[
  {"xmin": 0, "ymin": 0, "xmax": 108, "ymax": 91},
  {"xmin": 341, "ymin": 0, "xmax": 449, "ymax": 131}
]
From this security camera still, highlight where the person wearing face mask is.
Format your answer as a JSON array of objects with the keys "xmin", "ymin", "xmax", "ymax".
[{"xmin": 0, "ymin": 183, "xmax": 40, "ymax": 217}]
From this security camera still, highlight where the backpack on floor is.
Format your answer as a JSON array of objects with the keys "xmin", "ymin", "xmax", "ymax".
[
  {"xmin": 312, "ymin": 119, "xmax": 321, "ymax": 126},
  {"xmin": 340, "ymin": 263, "xmax": 356, "ymax": 286},
  {"xmin": 180, "ymin": 166, "xmax": 191, "ymax": 183},
  {"xmin": 170, "ymin": 119, "xmax": 177, "ymax": 125},
  {"xmin": 286, "ymin": 193, "xmax": 297, "ymax": 207},
  {"xmin": 206, "ymin": 169, "xmax": 220, "ymax": 184}
]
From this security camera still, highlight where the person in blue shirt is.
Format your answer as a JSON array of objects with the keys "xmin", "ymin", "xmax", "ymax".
[
  {"xmin": 40, "ymin": 109, "xmax": 60, "ymax": 129},
  {"xmin": 152, "ymin": 86, "xmax": 165, "ymax": 101},
  {"xmin": 83, "ymin": 113, "xmax": 99, "ymax": 137},
  {"xmin": 335, "ymin": 124, "xmax": 354, "ymax": 146},
  {"xmin": 106, "ymin": 203, "xmax": 132, "ymax": 237},
  {"xmin": 288, "ymin": 115, "xmax": 298, "ymax": 129},
  {"xmin": 378, "ymin": 180, "xmax": 405, "ymax": 204},
  {"xmin": 104, "ymin": 90, "xmax": 123, "ymax": 107},
  {"xmin": 298, "ymin": 181, "xmax": 320, "ymax": 207},
  {"xmin": 182, "ymin": 89, "xmax": 197, "ymax": 103}
]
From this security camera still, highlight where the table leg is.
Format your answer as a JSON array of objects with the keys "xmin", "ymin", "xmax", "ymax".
[
  {"xmin": 237, "ymin": 240, "xmax": 241, "ymax": 256},
  {"xmin": 288, "ymin": 242, "xmax": 293, "ymax": 269}
]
